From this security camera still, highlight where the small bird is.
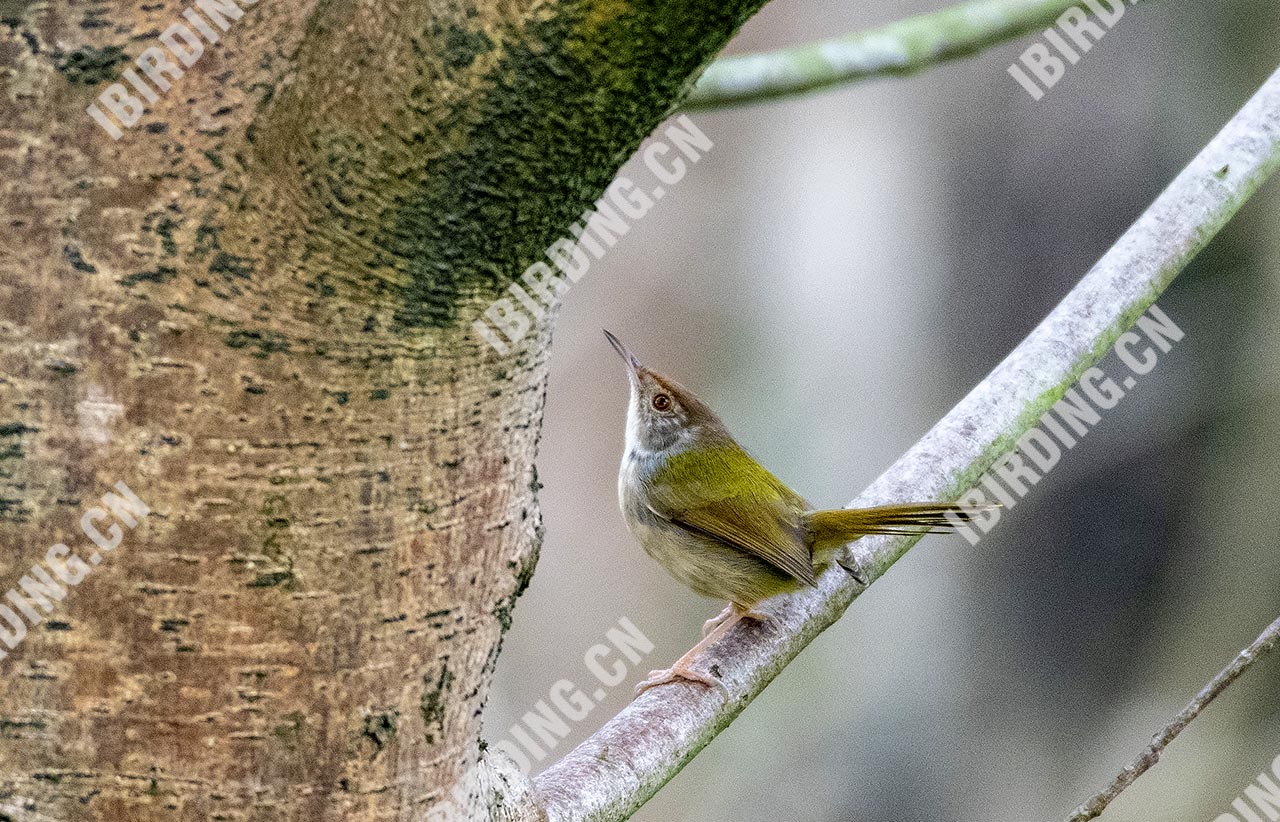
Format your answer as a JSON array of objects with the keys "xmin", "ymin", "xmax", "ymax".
[{"xmin": 605, "ymin": 330, "xmax": 982, "ymax": 694}]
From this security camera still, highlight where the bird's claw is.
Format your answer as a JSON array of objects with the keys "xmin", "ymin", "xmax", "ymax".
[
  {"xmin": 701, "ymin": 606, "xmax": 734, "ymax": 637},
  {"xmin": 702, "ymin": 605, "xmax": 772, "ymax": 637},
  {"xmin": 634, "ymin": 664, "xmax": 724, "ymax": 696}
]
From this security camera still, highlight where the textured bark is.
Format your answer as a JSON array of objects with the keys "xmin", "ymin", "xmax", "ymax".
[{"xmin": 0, "ymin": 0, "xmax": 765, "ymax": 819}]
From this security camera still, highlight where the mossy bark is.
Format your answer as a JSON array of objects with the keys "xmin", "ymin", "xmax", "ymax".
[{"xmin": 0, "ymin": 0, "xmax": 764, "ymax": 819}]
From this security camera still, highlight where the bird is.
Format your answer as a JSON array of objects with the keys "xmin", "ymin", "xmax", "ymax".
[{"xmin": 605, "ymin": 330, "xmax": 985, "ymax": 695}]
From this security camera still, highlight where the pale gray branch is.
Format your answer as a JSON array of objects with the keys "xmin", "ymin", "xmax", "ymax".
[
  {"xmin": 532, "ymin": 65, "xmax": 1280, "ymax": 822},
  {"xmin": 684, "ymin": 0, "xmax": 1154, "ymax": 110},
  {"xmin": 1065, "ymin": 614, "xmax": 1280, "ymax": 822}
]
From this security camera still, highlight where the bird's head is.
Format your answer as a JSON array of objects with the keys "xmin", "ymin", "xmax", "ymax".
[{"xmin": 603, "ymin": 330, "xmax": 730, "ymax": 457}]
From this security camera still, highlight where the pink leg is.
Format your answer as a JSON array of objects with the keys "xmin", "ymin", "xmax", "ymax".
[
  {"xmin": 703, "ymin": 602, "xmax": 770, "ymax": 637},
  {"xmin": 731, "ymin": 602, "xmax": 771, "ymax": 624},
  {"xmin": 701, "ymin": 604, "xmax": 734, "ymax": 637},
  {"xmin": 636, "ymin": 603, "xmax": 769, "ymax": 695}
]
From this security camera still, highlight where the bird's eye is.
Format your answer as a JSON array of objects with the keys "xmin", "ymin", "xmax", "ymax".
[{"xmin": 651, "ymin": 393, "xmax": 672, "ymax": 412}]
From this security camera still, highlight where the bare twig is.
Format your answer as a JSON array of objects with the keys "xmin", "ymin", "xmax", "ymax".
[
  {"xmin": 1065, "ymin": 615, "xmax": 1280, "ymax": 822},
  {"xmin": 684, "ymin": 0, "xmax": 1155, "ymax": 110},
  {"xmin": 532, "ymin": 66, "xmax": 1280, "ymax": 822}
]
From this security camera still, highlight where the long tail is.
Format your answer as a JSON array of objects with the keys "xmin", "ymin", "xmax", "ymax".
[{"xmin": 804, "ymin": 502, "xmax": 991, "ymax": 549}]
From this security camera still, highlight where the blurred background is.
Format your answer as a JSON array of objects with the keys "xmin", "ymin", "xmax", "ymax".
[{"xmin": 489, "ymin": 2, "xmax": 1280, "ymax": 820}]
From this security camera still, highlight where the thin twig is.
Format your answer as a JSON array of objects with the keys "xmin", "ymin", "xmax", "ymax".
[
  {"xmin": 532, "ymin": 67, "xmax": 1280, "ymax": 822},
  {"xmin": 684, "ymin": 0, "xmax": 1155, "ymax": 110},
  {"xmin": 1066, "ymin": 615, "xmax": 1280, "ymax": 822}
]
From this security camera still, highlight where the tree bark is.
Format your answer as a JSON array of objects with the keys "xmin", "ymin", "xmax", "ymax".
[{"xmin": 0, "ymin": 0, "xmax": 764, "ymax": 819}]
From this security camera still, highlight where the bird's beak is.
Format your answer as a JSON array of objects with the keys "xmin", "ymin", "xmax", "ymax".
[{"xmin": 603, "ymin": 329, "xmax": 641, "ymax": 375}]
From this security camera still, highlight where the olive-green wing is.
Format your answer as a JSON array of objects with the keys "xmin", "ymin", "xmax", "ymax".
[{"xmin": 645, "ymin": 445, "xmax": 817, "ymax": 586}]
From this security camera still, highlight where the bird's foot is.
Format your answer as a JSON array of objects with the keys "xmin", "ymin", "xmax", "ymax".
[
  {"xmin": 836, "ymin": 555, "xmax": 867, "ymax": 585},
  {"xmin": 701, "ymin": 605, "xmax": 735, "ymax": 637},
  {"xmin": 702, "ymin": 604, "xmax": 771, "ymax": 637},
  {"xmin": 634, "ymin": 663, "xmax": 724, "ymax": 696}
]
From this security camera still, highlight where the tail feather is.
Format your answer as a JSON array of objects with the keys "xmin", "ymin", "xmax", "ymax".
[{"xmin": 805, "ymin": 502, "xmax": 991, "ymax": 549}]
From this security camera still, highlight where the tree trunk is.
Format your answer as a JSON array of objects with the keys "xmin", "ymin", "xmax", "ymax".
[{"xmin": 0, "ymin": 0, "xmax": 763, "ymax": 818}]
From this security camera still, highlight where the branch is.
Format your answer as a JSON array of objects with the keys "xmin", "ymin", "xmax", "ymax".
[
  {"xmin": 684, "ymin": 0, "xmax": 1152, "ymax": 110},
  {"xmin": 1065, "ymin": 615, "xmax": 1280, "ymax": 821},
  {"xmin": 532, "ymin": 66, "xmax": 1280, "ymax": 822}
]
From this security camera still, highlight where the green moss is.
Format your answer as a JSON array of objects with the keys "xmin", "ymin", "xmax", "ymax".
[
  {"xmin": 360, "ymin": 710, "xmax": 399, "ymax": 753},
  {"xmin": 0, "ymin": 497, "xmax": 30, "ymax": 523},
  {"xmin": 438, "ymin": 22, "xmax": 493, "ymax": 69},
  {"xmin": 56, "ymin": 44, "xmax": 127, "ymax": 85},
  {"xmin": 0, "ymin": 0, "xmax": 35, "ymax": 26},
  {"xmin": 0, "ymin": 716, "xmax": 48, "ymax": 731},
  {"xmin": 247, "ymin": 568, "xmax": 295, "ymax": 589},
  {"xmin": 155, "ymin": 217, "xmax": 180, "ymax": 256},
  {"xmin": 45, "ymin": 360, "xmax": 77, "ymax": 375},
  {"xmin": 490, "ymin": 594, "xmax": 516, "ymax": 633},
  {"xmin": 208, "ymin": 251, "xmax": 255, "ymax": 279},
  {"xmin": 120, "ymin": 266, "xmax": 177, "ymax": 287},
  {"xmin": 63, "ymin": 245, "xmax": 97, "ymax": 273},
  {"xmin": 193, "ymin": 224, "xmax": 221, "ymax": 259},
  {"xmin": 79, "ymin": 9, "xmax": 111, "ymax": 29},
  {"xmin": 492, "ymin": 534, "xmax": 540, "ymax": 633},
  {"xmin": 267, "ymin": 0, "xmax": 761, "ymax": 329},
  {"xmin": 224, "ymin": 328, "xmax": 292, "ymax": 358},
  {"xmin": 419, "ymin": 660, "xmax": 454, "ymax": 745},
  {"xmin": 273, "ymin": 711, "xmax": 307, "ymax": 747},
  {"xmin": 252, "ymin": 494, "xmax": 296, "ymax": 596}
]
